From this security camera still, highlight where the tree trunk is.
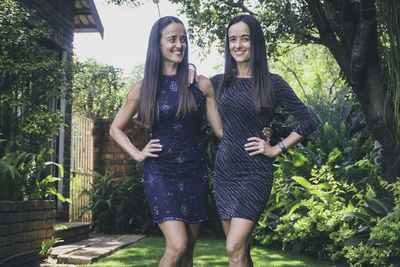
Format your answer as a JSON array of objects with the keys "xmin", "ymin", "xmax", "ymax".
[
  {"xmin": 359, "ymin": 59, "xmax": 399, "ymax": 184},
  {"xmin": 307, "ymin": 0, "xmax": 400, "ymax": 183}
]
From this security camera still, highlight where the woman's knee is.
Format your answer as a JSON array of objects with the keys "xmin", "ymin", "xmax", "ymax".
[
  {"xmin": 166, "ymin": 239, "xmax": 188, "ymax": 257},
  {"xmin": 226, "ymin": 239, "xmax": 246, "ymax": 257}
]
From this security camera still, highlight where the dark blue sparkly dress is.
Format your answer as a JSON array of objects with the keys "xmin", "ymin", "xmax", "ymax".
[
  {"xmin": 211, "ymin": 73, "xmax": 316, "ymax": 222},
  {"xmin": 142, "ymin": 75, "xmax": 209, "ymax": 224}
]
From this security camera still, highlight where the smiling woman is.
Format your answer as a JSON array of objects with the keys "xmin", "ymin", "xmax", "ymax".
[
  {"xmin": 160, "ymin": 23, "xmax": 187, "ymax": 67},
  {"xmin": 109, "ymin": 16, "xmax": 222, "ymax": 266},
  {"xmin": 228, "ymin": 21, "xmax": 251, "ymax": 68},
  {"xmin": 210, "ymin": 14, "xmax": 316, "ymax": 266}
]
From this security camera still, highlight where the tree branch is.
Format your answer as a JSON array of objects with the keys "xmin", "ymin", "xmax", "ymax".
[
  {"xmin": 223, "ymin": 0, "xmax": 256, "ymax": 16},
  {"xmin": 350, "ymin": 0, "xmax": 377, "ymax": 86},
  {"xmin": 329, "ymin": 0, "xmax": 359, "ymax": 48},
  {"xmin": 306, "ymin": 0, "xmax": 351, "ymax": 79},
  {"xmin": 300, "ymin": 32, "xmax": 323, "ymax": 44},
  {"xmin": 277, "ymin": 59, "xmax": 310, "ymax": 103}
]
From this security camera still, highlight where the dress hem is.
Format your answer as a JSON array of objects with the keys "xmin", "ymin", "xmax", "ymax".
[
  {"xmin": 153, "ymin": 217, "xmax": 208, "ymax": 224},
  {"xmin": 219, "ymin": 215, "xmax": 258, "ymax": 223}
]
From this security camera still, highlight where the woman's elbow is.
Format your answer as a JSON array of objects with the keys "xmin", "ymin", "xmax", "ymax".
[
  {"xmin": 215, "ymin": 129, "xmax": 223, "ymax": 139},
  {"xmin": 109, "ymin": 124, "xmax": 118, "ymax": 140}
]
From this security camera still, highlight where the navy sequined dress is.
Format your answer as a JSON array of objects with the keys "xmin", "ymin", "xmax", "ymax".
[
  {"xmin": 210, "ymin": 73, "xmax": 316, "ymax": 222},
  {"xmin": 143, "ymin": 75, "xmax": 209, "ymax": 224}
]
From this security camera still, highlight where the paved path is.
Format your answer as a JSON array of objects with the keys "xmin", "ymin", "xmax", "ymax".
[{"xmin": 40, "ymin": 233, "xmax": 146, "ymax": 266}]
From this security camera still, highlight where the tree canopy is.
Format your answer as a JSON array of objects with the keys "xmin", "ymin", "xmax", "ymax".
[
  {"xmin": 171, "ymin": 0, "xmax": 400, "ymax": 183},
  {"xmin": 106, "ymin": 0, "xmax": 400, "ymax": 182},
  {"xmin": 72, "ymin": 59, "xmax": 130, "ymax": 119}
]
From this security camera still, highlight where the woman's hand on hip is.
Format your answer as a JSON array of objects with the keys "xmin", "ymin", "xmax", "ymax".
[
  {"xmin": 244, "ymin": 137, "xmax": 280, "ymax": 158},
  {"xmin": 135, "ymin": 139, "xmax": 162, "ymax": 162}
]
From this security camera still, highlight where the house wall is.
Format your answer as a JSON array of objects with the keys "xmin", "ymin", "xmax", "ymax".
[
  {"xmin": 17, "ymin": 0, "xmax": 75, "ymax": 220},
  {"xmin": 17, "ymin": 0, "xmax": 75, "ymax": 53}
]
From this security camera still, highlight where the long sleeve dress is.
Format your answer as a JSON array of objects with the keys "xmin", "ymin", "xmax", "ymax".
[{"xmin": 210, "ymin": 73, "xmax": 316, "ymax": 222}]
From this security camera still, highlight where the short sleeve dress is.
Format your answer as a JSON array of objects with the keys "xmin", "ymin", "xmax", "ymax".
[
  {"xmin": 210, "ymin": 73, "xmax": 316, "ymax": 222},
  {"xmin": 142, "ymin": 75, "xmax": 209, "ymax": 224}
]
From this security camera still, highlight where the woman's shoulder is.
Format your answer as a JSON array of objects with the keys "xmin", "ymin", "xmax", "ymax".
[
  {"xmin": 209, "ymin": 74, "xmax": 224, "ymax": 91},
  {"xmin": 127, "ymin": 80, "xmax": 143, "ymax": 101},
  {"xmin": 268, "ymin": 72, "xmax": 291, "ymax": 92},
  {"xmin": 269, "ymin": 72, "xmax": 285, "ymax": 85},
  {"xmin": 196, "ymin": 75, "xmax": 213, "ymax": 96},
  {"xmin": 210, "ymin": 73, "xmax": 224, "ymax": 83}
]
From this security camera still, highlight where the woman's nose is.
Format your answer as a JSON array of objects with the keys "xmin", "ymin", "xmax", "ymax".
[
  {"xmin": 175, "ymin": 40, "xmax": 182, "ymax": 48},
  {"xmin": 234, "ymin": 39, "xmax": 241, "ymax": 48}
]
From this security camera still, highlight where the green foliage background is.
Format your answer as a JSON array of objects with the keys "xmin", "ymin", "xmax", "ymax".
[
  {"xmin": 72, "ymin": 59, "xmax": 132, "ymax": 119},
  {"xmin": 2, "ymin": 0, "xmax": 399, "ymax": 265},
  {"xmin": 0, "ymin": 0, "xmax": 69, "ymax": 155},
  {"xmin": 0, "ymin": 0, "xmax": 71, "ymax": 201}
]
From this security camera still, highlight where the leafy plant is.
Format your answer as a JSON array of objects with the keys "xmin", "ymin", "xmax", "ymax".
[
  {"xmin": 252, "ymin": 84, "xmax": 395, "ymax": 264},
  {"xmin": 40, "ymin": 237, "xmax": 63, "ymax": 257},
  {"xmin": 0, "ymin": 0, "xmax": 70, "ymax": 155},
  {"xmin": 0, "ymin": 146, "xmax": 70, "ymax": 202},
  {"xmin": 343, "ymin": 220, "xmax": 400, "ymax": 266},
  {"xmin": 81, "ymin": 170, "xmax": 155, "ymax": 234}
]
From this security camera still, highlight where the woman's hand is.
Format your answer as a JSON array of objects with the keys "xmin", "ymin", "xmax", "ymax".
[
  {"xmin": 244, "ymin": 137, "xmax": 280, "ymax": 158},
  {"xmin": 135, "ymin": 139, "xmax": 162, "ymax": 162},
  {"xmin": 188, "ymin": 63, "xmax": 198, "ymax": 85},
  {"xmin": 262, "ymin": 125, "xmax": 272, "ymax": 143}
]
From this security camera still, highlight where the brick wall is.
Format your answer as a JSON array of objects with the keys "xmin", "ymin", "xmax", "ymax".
[
  {"xmin": 93, "ymin": 119, "xmax": 150, "ymax": 178},
  {"xmin": 0, "ymin": 200, "xmax": 56, "ymax": 266}
]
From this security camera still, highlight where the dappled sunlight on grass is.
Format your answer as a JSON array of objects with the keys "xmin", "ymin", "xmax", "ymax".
[
  {"xmin": 83, "ymin": 236, "xmax": 342, "ymax": 267},
  {"xmin": 250, "ymin": 246, "xmax": 342, "ymax": 267}
]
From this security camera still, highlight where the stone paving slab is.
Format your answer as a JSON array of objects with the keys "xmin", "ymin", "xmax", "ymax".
[
  {"xmin": 50, "ymin": 235, "xmax": 115, "ymax": 257},
  {"xmin": 41, "ymin": 233, "xmax": 146, "ymax": 266}
]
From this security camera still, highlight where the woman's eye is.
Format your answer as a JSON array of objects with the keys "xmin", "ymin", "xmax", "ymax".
[{"xmin": 180, "ymin": 36, "xmax": 187, "ymax": 43}]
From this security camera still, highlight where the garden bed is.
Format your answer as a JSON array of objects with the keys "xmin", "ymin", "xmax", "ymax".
[{"xmin": 0, "ymin": 200, "xmax": 56, "ymax": 266}]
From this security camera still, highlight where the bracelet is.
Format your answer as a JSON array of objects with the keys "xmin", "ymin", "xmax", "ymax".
[
  {"xmin": 188, "ymin": 63, "xmax": 197, "ymax": 72},
  {"xmin": 278, "ymin": 141, "xmax": 287, "ymax": 154}
]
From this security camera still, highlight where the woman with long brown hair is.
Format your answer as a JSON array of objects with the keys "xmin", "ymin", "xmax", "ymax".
[
  {"xmin": 110, "ymin": 16, "xmax": 222, "ymax": 266},
  {"xmin": 211, "ymin": 14, "xmax": 316, "ymax": 266}
]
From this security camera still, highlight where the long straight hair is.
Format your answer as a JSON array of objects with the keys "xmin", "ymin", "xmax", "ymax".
[
  {"xmin": 220, "ymin": 14, "xmax": 275, "ymax": 112},
  {"xmin": 137, "ymin": 16, "xmax": 196, "ymax": 127}
]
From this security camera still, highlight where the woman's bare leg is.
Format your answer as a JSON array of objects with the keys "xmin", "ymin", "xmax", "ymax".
[
  {"xmin": 224, "ymin": 218, "xmax": 254, "ymax": 267},
  {"xmin": 181, "ymin": 223, "xmax": 200, "ymax": 267},
  {"xmin": 158, "ymin": 220, "xmax": 188, "ymax": 267}
]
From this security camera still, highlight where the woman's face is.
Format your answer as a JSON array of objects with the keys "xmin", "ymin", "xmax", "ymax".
[
  {"xmin": 228, "ymin": 21, "xmax": 251, "ymax": 64},
  {"xmin": 160, "ymin": 22, "xmax": 187, "ymax": 65}
]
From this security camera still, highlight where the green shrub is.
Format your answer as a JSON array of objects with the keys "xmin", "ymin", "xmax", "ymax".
[
  {"xmin": 0, "ymin": 146, "xmax": 69, "ymax": 201},
  {"xmin": 0, "ymin": 0, "xmax": 69, "ymax": 155},
  {"xmin": 81, "ymin": 169, "xmax": 155, "ymax": 234},
  {"xmin": 344, "ymin": 220, "xmax": 400, "ymax": 266},
  {"xmin": 252, "ymin": 85, "xmax": 395, "ymax": 264}
]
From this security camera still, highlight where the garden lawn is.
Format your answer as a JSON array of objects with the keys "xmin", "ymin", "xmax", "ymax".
[{"xmin": 83, "ymin": 236, "xmax": 342, "ymax": 267}]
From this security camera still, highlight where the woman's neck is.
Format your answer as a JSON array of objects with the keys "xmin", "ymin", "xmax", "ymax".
[
  {"xmin": 162, "ymin": 62, "xmax": 179, "ymax": 75},
  {"xmin": 236, "ymin": 62, "xmax": 252, "ymax": 78}
]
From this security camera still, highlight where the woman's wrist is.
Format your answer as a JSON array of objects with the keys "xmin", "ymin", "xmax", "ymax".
[{"xmin": 277, "ymin": 141, "xmax": 287, "ymax": 155}]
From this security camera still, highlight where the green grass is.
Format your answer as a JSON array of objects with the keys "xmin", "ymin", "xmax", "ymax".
[{"xmin": 83, "ymin": 236, "xmax": 343, "ymax": 267}]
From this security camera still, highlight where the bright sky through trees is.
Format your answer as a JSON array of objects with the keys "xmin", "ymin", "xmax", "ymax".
[{"xmin": 73, "ymin": 0, "xmax": 223, "ymax": 77}]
